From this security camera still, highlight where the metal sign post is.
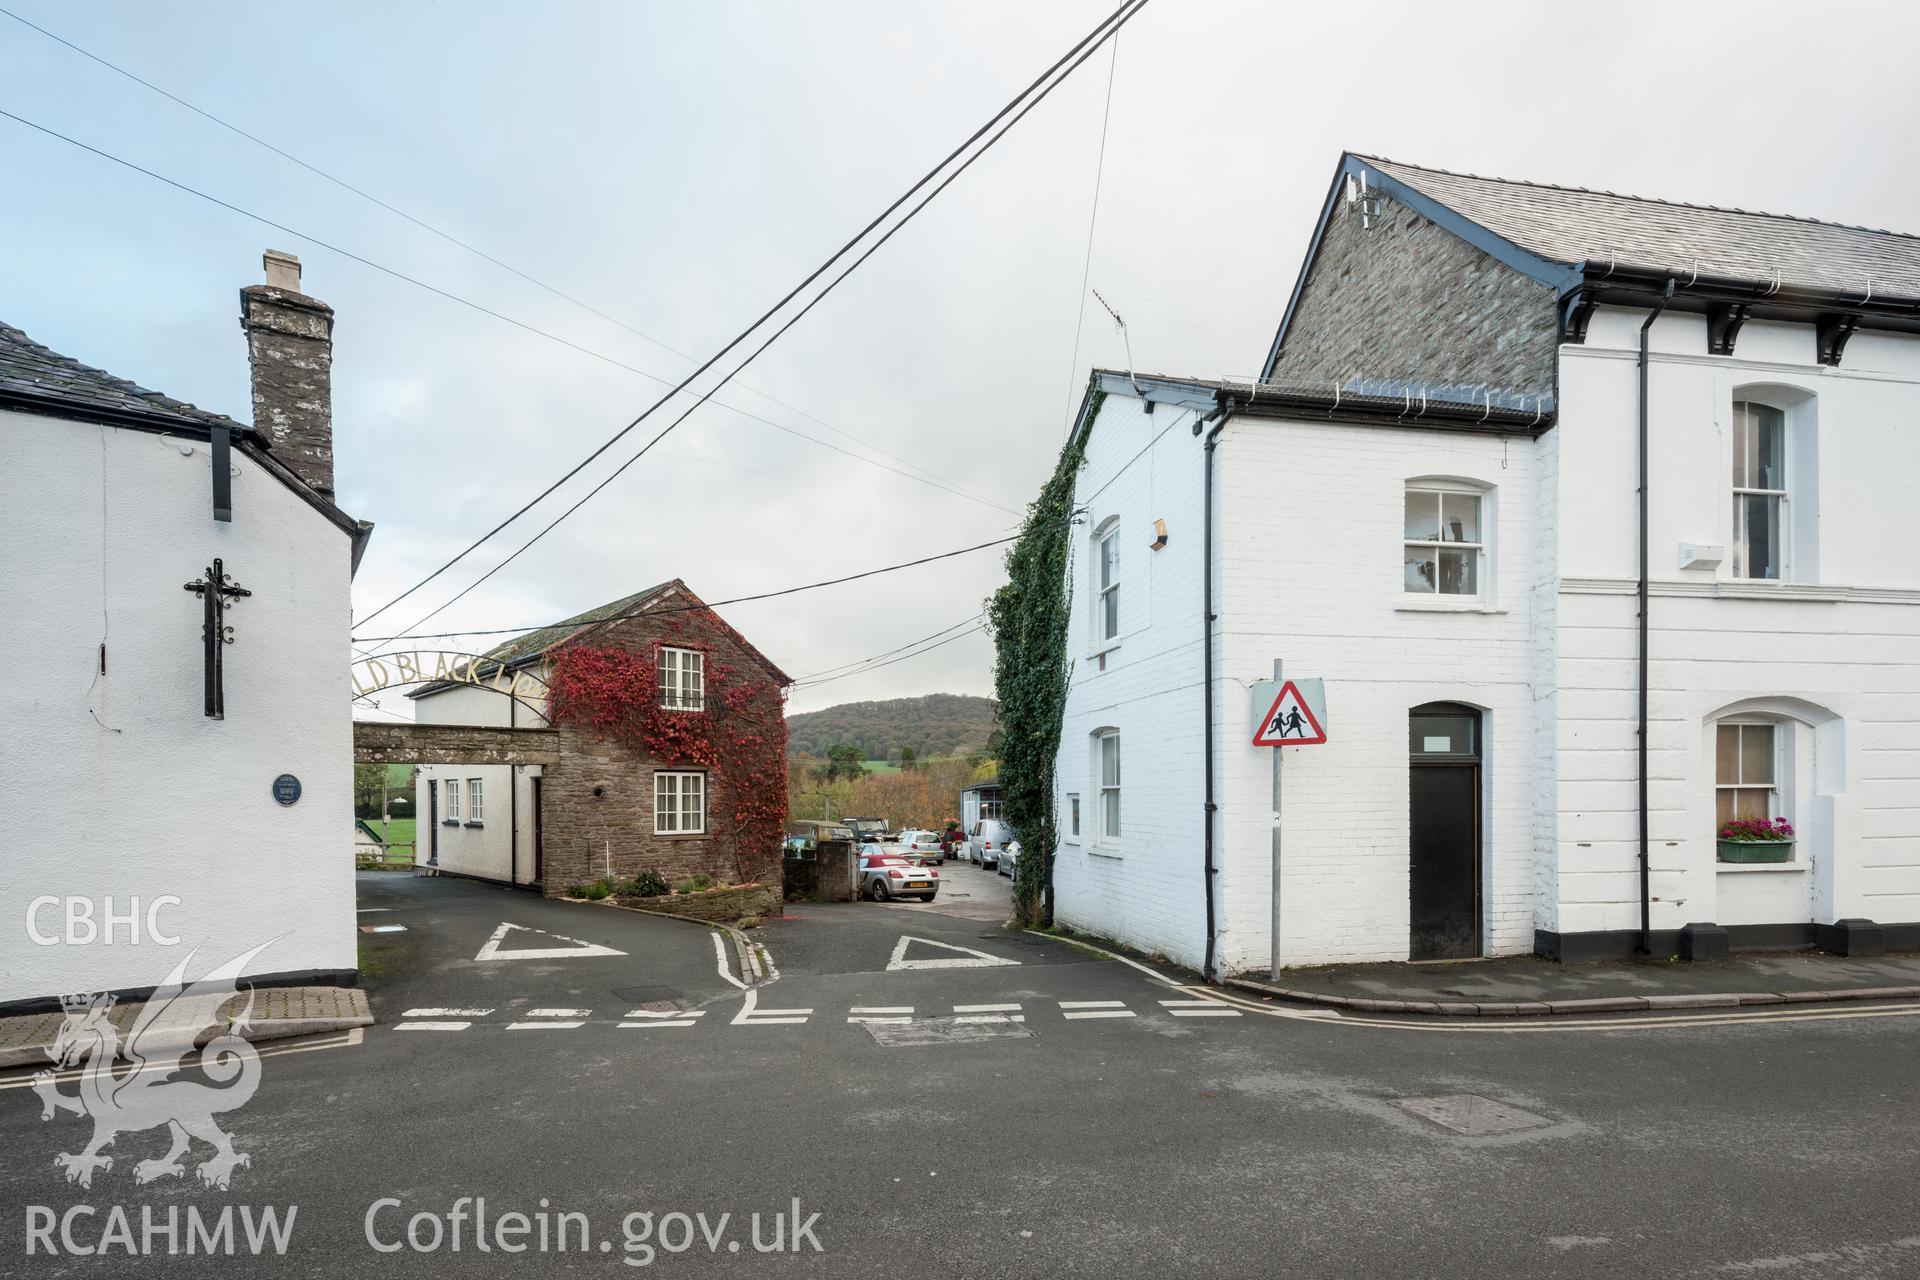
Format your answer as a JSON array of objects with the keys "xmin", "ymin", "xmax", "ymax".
[
  {"xmin": 1250, "ymin": 671, "xmax": 1327, "ymax": 979},
  {"xmin": 1270, "ymin": 659, "xmax": 1282, "ymax": 980}
]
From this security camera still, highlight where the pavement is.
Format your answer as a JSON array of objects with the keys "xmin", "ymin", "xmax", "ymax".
[
  {"xmin": 1231, "ymin": 951, "xmax": 1920, "ymax": 1016},
  {"xmin": 0, "ymin": 985, "xmax": 372, "ymax": 1069},
  {"xmin": 6, "ymin": 866, "xmax": 1920, "ymax": 1277}
]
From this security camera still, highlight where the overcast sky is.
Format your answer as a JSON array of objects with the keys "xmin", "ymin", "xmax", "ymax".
[{"xmin": 6, "ymin": 1, "xmax": 1917, "ymax": 720}]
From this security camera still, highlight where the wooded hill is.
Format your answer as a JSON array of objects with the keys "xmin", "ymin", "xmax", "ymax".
[{"xmin": 785, "ymin": 693, "xmax": 998, "ymax": 760}]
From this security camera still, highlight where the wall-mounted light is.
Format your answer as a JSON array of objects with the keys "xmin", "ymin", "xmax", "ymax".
[{"xmin": 1150, "ymin": 519, "xmax": 1168, "ymax": 551}]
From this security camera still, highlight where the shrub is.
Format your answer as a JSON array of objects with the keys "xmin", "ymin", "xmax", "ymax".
[
  {"xmin": 581, "ymin": 879, "xmax": 614, "ymax": 901},
  {"xmin": 677, "ymin": 874, "xmax": 717, "ymax": 894},
  {"xmin": 621, "ymin": 869, "xmax": 670, "ymax": 898}
]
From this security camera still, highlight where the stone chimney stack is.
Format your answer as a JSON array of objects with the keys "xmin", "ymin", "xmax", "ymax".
[{"xmin": 239, "ymin": 249, "xmax": 335, "ymax": 498}]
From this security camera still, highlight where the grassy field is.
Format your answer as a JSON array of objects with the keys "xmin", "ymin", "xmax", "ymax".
[
  {"xmin": 859, "ymin": 761, "xmax": 900, "ymax": 775},
  {"xmin": 364, "ymin": 817, "xmax": 417, "ymax": 850}
]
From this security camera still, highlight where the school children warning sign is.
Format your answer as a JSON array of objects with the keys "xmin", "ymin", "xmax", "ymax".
[{"xmin": 1252, "ymin": 680, "xmax": 1327, "ymax": 746}]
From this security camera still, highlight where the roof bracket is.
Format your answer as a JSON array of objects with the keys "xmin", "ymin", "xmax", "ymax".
[
  {"xmin": 1559, "ymin": 288, "xmax": 1598, "ymax": 345},
  {"xmin": 1706, "ymin": 302, "xmax": 1751, "ymax": 357},
  {"xmin": 1815, "ymin": 312, "xmax": 1862, "ymax": 367}
]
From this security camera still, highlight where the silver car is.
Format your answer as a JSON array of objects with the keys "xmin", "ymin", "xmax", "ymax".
[
  {"xmin": 857, "ymin": 854, "xmax": 940, "ymax": 903},
  {"xmin": 895, "ymin": 829, "xmax": 946, "ymax": 865}
]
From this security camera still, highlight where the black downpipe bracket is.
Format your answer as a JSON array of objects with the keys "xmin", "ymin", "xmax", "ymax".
[
  {"xmin": 1636, "ymin": 279, "xmax": 1675, "ymax": 955},
  {"xmin": 1198, "ymin": 398, "xmax": 1235, "ymax": 981}
]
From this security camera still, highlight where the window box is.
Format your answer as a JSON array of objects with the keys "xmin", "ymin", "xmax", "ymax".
[{"xmin": 1716, "ymin": 838, "xmax": 1795, "ymax": 864}]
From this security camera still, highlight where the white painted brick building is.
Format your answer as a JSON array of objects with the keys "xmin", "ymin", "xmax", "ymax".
[{"xmin": 1050, "ymin": 154, "xmax": 1920, "ymax": 974}]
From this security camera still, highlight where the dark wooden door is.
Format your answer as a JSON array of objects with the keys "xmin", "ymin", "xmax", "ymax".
[
  {"xmin": 1409, "ymin": 705, "xmax": 1481, "ymax": 961},
  {"xmin": 530, "ymin": 777, "xmax": 544, "ymax": 884},
  {"xmin": 427, "ymin": 780, "xmax": 439, "ymax": 865}
]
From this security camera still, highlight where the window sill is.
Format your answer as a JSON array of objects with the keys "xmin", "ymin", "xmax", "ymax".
[
  {"xmin": 463, "ymin": 822, "xmax": 484, "ymax": 829},
  {"xmin": 655, "ymin": 831, "xmax": 710, "ymax": 839},
  {"xmin": 1715, "ymin": 860, "xmax": 1808, "ymax": 874},
  {"xmin": 1396, "ymin": 598, "xmax": 1507, "ymax": 615},
  {"xmin": 441, "ymin": 820, "xmax": 461, "ymax": 828},
  {"xmin": 1086, "ymin": 640, "xmax": 1121, "ymax": 661},
  {"xmin": 1087, "ymin": 845, "xmax": 1123, "ymax": 860}
]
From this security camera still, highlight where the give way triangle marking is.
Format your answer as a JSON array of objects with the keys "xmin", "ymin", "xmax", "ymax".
[
  {"xmin": 474, "ymin": 921, "xmax": 628, "ymax": 962},
  {"xmin": 886, "ymin": 935, "xmax": 1021, "ymax": 971}
]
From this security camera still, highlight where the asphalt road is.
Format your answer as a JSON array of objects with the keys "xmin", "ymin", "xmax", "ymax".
[{"xmin": 4, "ymin": 868, "xmax": 1919, "ymax": 1278}]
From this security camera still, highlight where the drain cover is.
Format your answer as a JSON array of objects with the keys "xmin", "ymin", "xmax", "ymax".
[
  {"xmin": 865, "ymin": 1017, "xmax": 1033, "ymax": 1048},
  {"xmin": 1393, "ymin": 1094, "xmax": 1552, "ymax": 1135}
]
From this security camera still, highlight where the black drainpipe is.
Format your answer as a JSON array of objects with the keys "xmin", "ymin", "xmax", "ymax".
[
  {"xmin": 1636, "ymin": 278, "xmax": 1675, "ymax": 955},
  {"xmin": 1197, "ymin": 396, "xmax": 1236, "ymax": 981}
]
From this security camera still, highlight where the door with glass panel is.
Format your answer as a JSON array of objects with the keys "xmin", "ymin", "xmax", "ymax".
[{"xmin": 1409, "ymin": 704, "xmax": 1481, "ymax": 961}]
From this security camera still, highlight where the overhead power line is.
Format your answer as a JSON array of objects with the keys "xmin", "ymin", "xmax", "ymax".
[
  {"xmin": 1059, "ymin": 29, "xmax": 1122, "ymax": 439},
  {"xmin": 361, "ymin": 7, "xmax": 1142, "ymax": 655},
  {"xmin": 792, "ymin": 623, "xmax": 989, "ymax": 691},
  {"xmin": 349, "ymin": 0, "xmax": 1150, "ymax": 630},
  {"xmin": 789, "ymin": 612, "xmax": 985, "ymax": 684},
  {"xmin": 349, "ymin": 534, "xmax": 1020, "ymax": 645},
  {"xmin": 0, "ymin": 4, "xmax": 1010, "ymax": 518}
]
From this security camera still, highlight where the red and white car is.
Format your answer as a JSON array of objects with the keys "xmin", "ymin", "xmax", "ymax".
[{"xmin": 858, "ymin": 854, "xmax": 939, "ymax": 903}]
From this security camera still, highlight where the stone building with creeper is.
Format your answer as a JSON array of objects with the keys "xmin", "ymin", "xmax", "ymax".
[{"xmin": 407, "ymin": 581, "xmax": 792, "ymax": 903}]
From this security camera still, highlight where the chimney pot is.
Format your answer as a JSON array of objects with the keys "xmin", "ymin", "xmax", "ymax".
[{"xmin": 262, "ymin": 249, "xmax": 302, "ymax": 292}]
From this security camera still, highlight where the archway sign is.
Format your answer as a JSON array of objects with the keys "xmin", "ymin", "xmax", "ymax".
[{"xmin": 350, "ymin": 650, "xmax": 550, "ymax": 717}]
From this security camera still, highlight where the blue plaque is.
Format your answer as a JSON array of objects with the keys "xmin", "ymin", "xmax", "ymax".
[{"xmin": 272, "ymin": 774, "xmax": 302, "ymax": 807}]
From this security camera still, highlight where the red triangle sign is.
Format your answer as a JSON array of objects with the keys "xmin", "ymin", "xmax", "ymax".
[{"xmin": 1252, "ymin": 680, "xmax": 1326, "ymax": 746}]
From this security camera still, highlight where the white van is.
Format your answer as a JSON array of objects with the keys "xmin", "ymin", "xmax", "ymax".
[{"xmin": 966, "ymin": 818, "xmax": 1019, "ymax": 870}]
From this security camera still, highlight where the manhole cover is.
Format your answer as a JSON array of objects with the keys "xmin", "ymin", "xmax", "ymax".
[
  {"xmin": 1392, "ymin": 1094, "xmax": 1552, "ymax": 1135},
  {"xmin": 865, "ymin": 1017, "xmax": 1033, "ymax": 1048}
]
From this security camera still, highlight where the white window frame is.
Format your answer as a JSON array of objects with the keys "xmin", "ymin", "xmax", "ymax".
[
  {"xmin": 1715, "ymin": 720, "xmax": 1780, "ymax": 831},
  {"xmin": 1065, "ymin": 793, "xmax": 1081, "ymax": 843},
  {"xmin": 1402, "ymin": 482, "xmax": 1486, "ymax": 599},
  {"xmin": 466, "ymin": 777, "xmax": 484, "ymax": 824},
  {"xmin": 444, "ymin": 779, "xmax": 461, "ymax": 822},
  {"xmin": 654, "ymin": 771, "xmax": 707, "ymax": 835},
  {"xmin": 1730, "ymin": 398, "xmax": 1788, "ymax": 581},
  {"xmin": 659, "ymin": 647, "xmax": 706, "ymax": 712},
  {"xmin": 1096, "ymin": 731, "xmax": 1121, "ymax": 847},
  {"xmin": 1094, "ymin": 520, "xmax": 1121, "ymax": 646}
]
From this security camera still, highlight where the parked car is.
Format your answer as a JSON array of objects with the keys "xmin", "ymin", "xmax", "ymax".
[
  {"xmin": 895, "ymin": 829, "xmax": 946, "ymax": 865},
  {"xmin": 997, "ymin": 840, "xmax": 1022, "ymax": 878},
  {"xmin": 786, "ymin": 820, "xmax": 857, "ymax": 859},
  {"xmin": 846, "ymin": 817, "xmax": 890, "ymax": 843},
  {"xmin": 967, "ymin": 818, "xmax": 1019, "ymax": 869},
  {"xmin": 857, "ymin": 853, "xmax": 939, "ymax": 902}
]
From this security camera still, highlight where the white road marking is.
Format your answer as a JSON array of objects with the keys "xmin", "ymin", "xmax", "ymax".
[
  {"xmin": 394, "ymin": 1021, "xmax": 471, "ymax": 1031},
  {"xmin": 850, "ymin": 1007, "xmax": 914, "ymax": 1014},
  {"xmin": 1024, "ymin": 929, "xmax": 1177, "ymax": 985},
  {"xmin": 625, "ymin": 1008, "xmax": 705, "ymax": 1019},
  {"xmin": 1059, "ymin": 1000, "xmax": 1126, "ymax": 1009},
  {"xmin": 731, "ymin": 990, "xmax": 811, "ymax": 1026},
  {"xmin": 954, "ymin": 1003, "xmax": 1023, "ymax": 1014},
  {"xmin": 360, "ymin": 924, "xmax": 407, "ymax": 934},
  {"xmin": 1168, "ymin": 1008, "xmax": 1242, "ymax": 1018},
  {"xmin": 507, "ymin": 1020, "xmax": 586, "ymax": 1030},
  {"xmin": 1062, "ymin": 1009, "xmax": 1136, "ymax": 1020},
  {"xmin": 954, "ymin": 1014, "xmax": 1025, "ymax": 1024},
  {"xmin": 474, "ymin": 921, "xmax": 626, "ymax": 962},
  {"xmin": 619, "ymin": 1019, "xmax": 698, "ymax": 1029},
  {"xmin": 404, "ymin": 1008, "xmax": 494, "ymax": 1018},
  {"xmin": 356, "ymin": 908, "xmax": 393, "ymax": 913},
  {"xmin": 886, "ymin": 935, "xmax": 1021, "ymax": 971},
  {"xmin": 525, "ymin": 1008, "xmax": 590, "ymax": 1018},
  {"xmin": 848, "ymin": 1016, "xmax": 913, "ymax": 1025},
  {"xmin": 712, "ymin": 931, "xmax": 747, "ymax": 990}
]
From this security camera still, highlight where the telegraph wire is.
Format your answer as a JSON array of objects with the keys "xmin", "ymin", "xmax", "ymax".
[
  {"xmin": 1058, "ymin": 29, "xmax": 1121, "ymax": 440},
  {"xmin": 348, "ymin": 0, "xmax": 1148, "ymax": 628},
  {"xmin": 357, "ymin": 0, "xmax": 1151, "ymax": 646},
  {"xmin": 791, "ymin": 623, "xmax": 989, "ymax": 690},
  {"xmin": 0, "ymin": 108, "xmax": 1017, "ymax": 519},
  {"xmin": 349, "ymin": 534, "xmax": 1021, "ymax": 645},
  {"xmin": 0, "ymin": 4, "xmax": 1011, "ymax": 518},
  {"xmin": 788, "ymin": 612, "xmax": 986, "ymax": 684}
]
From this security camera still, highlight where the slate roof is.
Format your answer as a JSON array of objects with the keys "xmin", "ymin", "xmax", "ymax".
[
  {"xmin": 0, "ymin": 320, "xmax": 251, "ymax": 435},
  {"xmin": 476, "ymin": 581, "xmax": 675, "ymax": 668},
  {"xmin": 1360, "ymin": 156, "xmax": 1920, "ymax": 300}
]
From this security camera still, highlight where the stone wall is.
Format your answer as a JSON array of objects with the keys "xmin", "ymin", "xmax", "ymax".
[
  {"xmin": 538, "ymin": 597, "xmax": 788, "ymax": 895},
  {"xmin": 1269, "ymin": 191, "xmax": 1558, "ymax": 404},
  {"xmin": 608, "ymin": 883, "xmax": 780, "ymax": 924}
]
